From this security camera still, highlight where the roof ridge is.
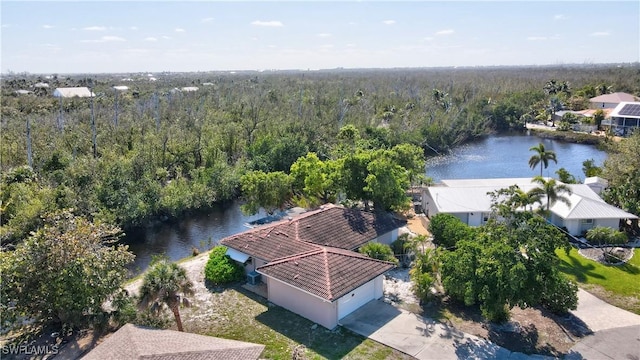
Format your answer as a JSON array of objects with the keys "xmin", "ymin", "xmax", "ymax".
[{"xmin": 323, "ymin": 248, "xmax": 333, "ymax": 300}]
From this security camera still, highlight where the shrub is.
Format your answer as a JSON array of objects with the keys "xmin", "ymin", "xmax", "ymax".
[
  {"xmin": 359, "ymin": 242, "xmax": 398, "ymax": 265},
  {"xmin": 204, "ymin": 245, "xmax": 245, "ymax": 285},
  {"xmin": 428, "ymin": 213, "xmax": 472, "ymax": 248},
  {"xmin": 585, "ymin": 226, "xmax": 628, "ymax": 246},
  {"xmin": 412, "ymin": 272, "xmax": 434, "ymax": 301}
]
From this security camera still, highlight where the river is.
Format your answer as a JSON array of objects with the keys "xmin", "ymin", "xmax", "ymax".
[{"xmin": 123, "ymin": 134, "xmax": 607, "ymax": 273}]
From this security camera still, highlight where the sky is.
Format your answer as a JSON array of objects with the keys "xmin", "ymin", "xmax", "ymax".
[{"xmin": 1, "ymin": 1, "xmax": 639, "ymax": 74}]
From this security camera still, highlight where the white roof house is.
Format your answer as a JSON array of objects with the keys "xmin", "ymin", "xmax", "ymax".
[
  {"xmin": 181, "ymin": 86, "xmax": 199, "ymax": 92},
  {"xmin": 33, "ymin": 82, "xmax": 50, "ymax": 88},
  {"xmin": 604, "ymin": 101, "xmax": 640, "ymax": 136},
  {"xmin": 113, "ymin": 85, "xmax": 129, "ymax": 91},
  {"xmin": 53, "ymin": 87, "xmax": 95, "ymax": 98},
  {"xmin": 423, "ymin": 178, "xmax": 637, "ymax": 236}
]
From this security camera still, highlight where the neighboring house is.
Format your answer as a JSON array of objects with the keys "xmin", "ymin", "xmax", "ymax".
[
  {"xmin": 83, "ymin": 323, "xmax": 265, "ymax": 359},
  {"xmin": 220, "ymin": 204, "xmax": 404, "ymax": 328},
  {"xmin": 602, "ymin": 102, "xmax": 640, "ymax": 136},
  {"xmin": 584, "ymin": 176, "xmax": 608, "ymax": 195},
  {"xmin": 423, "ymin": 178, "xmax": 637, "ymax": 236},
  {"xmin": 259, "ymin": 247, "xmax": 394, "ymax": 329},
  {"xmin": 15, "ymin": 89, "xmax": 33, "ymax": 95},
  {"xmin": 53, "ymin": 87, "xmax": 95, "ymax": 98},
  {"xmin": 589, "ymin": 92, "xmax": 638, "ymax": 109}
]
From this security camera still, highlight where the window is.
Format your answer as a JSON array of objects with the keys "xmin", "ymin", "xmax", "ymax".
[{"xmin": 581, "ymin": 219, "xmax": 594, "ymax": 225}]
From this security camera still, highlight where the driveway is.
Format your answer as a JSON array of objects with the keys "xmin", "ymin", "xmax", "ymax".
[{"xmin": 339, "ymin": 300, "xmax": 552, "ymax": 360}]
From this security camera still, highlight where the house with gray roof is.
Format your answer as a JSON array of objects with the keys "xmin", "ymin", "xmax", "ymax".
[
  {"xmin": 602, "ymin": 101, "xmax": 640, "ymax": 136},
  {"xmin": 423, "ymin": 178, "xmax": 637, "ymax": 236}
]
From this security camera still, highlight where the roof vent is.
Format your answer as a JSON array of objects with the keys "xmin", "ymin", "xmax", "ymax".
[{"xmin": 288, "ymin": 216, "xmax": 293, "ymax": 221}]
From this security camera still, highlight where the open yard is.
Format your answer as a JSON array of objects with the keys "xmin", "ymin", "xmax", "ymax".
[{"xmin": 556, "ymin": 248, "xmax": 640, "ymax": 314}]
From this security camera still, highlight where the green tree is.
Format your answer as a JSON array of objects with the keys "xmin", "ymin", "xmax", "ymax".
[
  {"xmin": 528, "ymin": 176, "xmax": 572, "ymax": 214},
  {"xmin": 428, "ymin": 213, "xmax": 472, "ymax": 248},
  {"xmin": 440, "ymin": 210, "xmax": 577, "ymax": 322},
  {"xmin": 138, "ymin": 257, "xmax": 194, "ymax": 332},
  {"xmin": 0, "ymin": 210, "xmax": 134, "ymax": 329},
  {"xmin": 602, "ymin": 132, "xmax": 640, "ymax": 222},
  {"xmin": 290, "ymin": 153, "xmax": 338, "ymax": 206},
  {"xmin": 585, "ymin": 226, "xmax": 628, "ymax": 246},
  {"xmin": 359, "ymin": 242, "xmax": 398, "ymax": 265},
  {"xmin": 364, "ymin": 155, "xmax": 410, "ymax": 211},
  {"xmin": 556, "ymin": 168, "xmax": 578, "ymax": 184},
  {"xmin": 528, "ymin": 143, "xmax": 557, "ymax": 176},
  {"xmin": 240, "ymin": 170, "xmax": 293, "ymax": 215},
  {"xmin": 582, "ymin": 159, "xmax": 603, "ymax": 178}
]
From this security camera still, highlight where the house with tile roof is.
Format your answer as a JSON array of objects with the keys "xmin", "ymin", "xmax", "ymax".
[
  {"xmin": 83, "ymin": 323, "xmax": 265, "ymax": 359},
  {"xmin": 589, "ymin": 92, "xmax": 638, "ymax": 109},
  {"xmin": 220, "ymin": 204, "xmax": 405, "ymax": 328},
  {"xmin": 423, "ymin": 178, "xmax": 637, "ymax": 236},
  {"xmin": 259, "ymin": 247, "xmax": 394, "ymax": 329}
]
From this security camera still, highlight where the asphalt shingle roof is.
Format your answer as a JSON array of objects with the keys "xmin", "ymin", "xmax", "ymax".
[
  {"xmin": 257, "ymin": 247, "xmax": 394, "ymax": 301},
  {"xmin": 82, "ymin": 323, "xmax": 265, "ymax": 360}
]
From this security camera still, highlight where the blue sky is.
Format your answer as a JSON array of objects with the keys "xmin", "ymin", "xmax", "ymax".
[{"xmin": 2, "ymin": 1, "xmax": 639, "ymax": 74}]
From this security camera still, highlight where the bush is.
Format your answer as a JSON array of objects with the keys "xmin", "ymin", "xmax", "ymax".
[
  {"xmin": 585, "ymin": 226, "xmax": 628, "ymax": 246},
  {"xmin": 204, "ymin": 246, "xmax": 245, "ymax": 285},
  {"xmin": 359, "ymin": 242, "xmax": 398, "ymax": 265},
  {"xmin": 412, "ymin": 272, "xmax": 434, "ymax": 301},
  {"xmin": 428, "ymin": 213, "xmax": 471, "ymax": 248}
]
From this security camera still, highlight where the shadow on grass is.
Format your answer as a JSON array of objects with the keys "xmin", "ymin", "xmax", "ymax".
[
  {"xmin": 558, "ymin": 252, "xmax": 606, "ymax": 282},
  {"xmin": 617, "ymin": 262, "xmax": 640, "ymax": 275},
  {"xmin": 235, "ymin": 286, "xmax": 367, "ymax": 359}
]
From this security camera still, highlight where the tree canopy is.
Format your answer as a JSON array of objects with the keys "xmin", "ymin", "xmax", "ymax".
[{"xmin": 0, "ymin": 210, "xmax": 134, "ymax": 329}]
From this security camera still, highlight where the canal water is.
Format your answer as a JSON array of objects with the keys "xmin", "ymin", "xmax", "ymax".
[
  {"xmin": 123, "ymin": 134, "xmax": 607, "ymax": 273},
  {"xmin": 426, "ymin": 134, "xmax": 607, "ymax": 182}
]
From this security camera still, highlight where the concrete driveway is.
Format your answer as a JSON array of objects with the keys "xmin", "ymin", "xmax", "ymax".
[{"xmin": 339, "ymin": 300, "xmax": 551, "ymax": 360}]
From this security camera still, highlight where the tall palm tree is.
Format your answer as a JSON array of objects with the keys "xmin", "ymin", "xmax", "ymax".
[
  {"xmin": 138, "ymin": 259, "xmax": 194, "ymax": 332},
  {"xmin": 528, "ymin": 176, "xmax": 572, "ymax": 215},
  {"xmin": 528, "ymin": 143, "xmax": 557, "ymax": 177},
  {"xmin": 511, "ymin": 187, "xmax": 542, "ymax": 212}
]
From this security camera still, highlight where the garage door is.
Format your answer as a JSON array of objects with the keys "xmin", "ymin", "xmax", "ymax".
[{"xmin": 338, "ymin": 279, "xmax": 376, "ymax": 319}]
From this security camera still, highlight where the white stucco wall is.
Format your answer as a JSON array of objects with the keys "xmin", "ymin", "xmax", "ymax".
[
  {"xmin": 266, "ymin": 277, "xmax": 338, "ymax": 329},
  {"xmin": 374, "ymin": 229, "xmax": 398, "ymax": 245},
  {"xmin": 553, "ymin": 217, "xmax": 620, "ymax": 236},
  {"xmin": 468, "ymin": 212, "xmax": 482, "ymax": 227},
  {"xmin": 423, "ymin": 190, "xmax": 440, "ymax": 218}
]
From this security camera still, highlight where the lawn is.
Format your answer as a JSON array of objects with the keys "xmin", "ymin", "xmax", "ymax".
[
  {"xmin": 555, "ymin": 248, "xmax": 640, "ymax": 314},
  {"xmin": 183, "ymin": 286, "xmax": 411, "ymax": 360}
]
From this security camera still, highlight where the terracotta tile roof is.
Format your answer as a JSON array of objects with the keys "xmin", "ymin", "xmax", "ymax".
[
  {"xmin": 83, "ymin": 323, "xmax": 265, "ymax": 360},
  {"xmin": 221, "ymin": 204, "xmax": 405, "ymax": 261},
  {"xmin": 257, "ymin": 247, "xmax": 395, "ymax": 301},
  {"xmin": 296, "ymin": 206, "xmax": 406, "ymax": 250},
  {"xmin": 220, "ymin": 223, "xmax": 321, "ymax": 262},
  {"xmin": 590, "ymin": 92, "xmax": 639, "ymax": 103}
]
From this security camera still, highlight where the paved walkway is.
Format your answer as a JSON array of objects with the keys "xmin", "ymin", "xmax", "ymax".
[{"xmin": 570, "ymin": 289, "xmax": 640, "ymax": 332}]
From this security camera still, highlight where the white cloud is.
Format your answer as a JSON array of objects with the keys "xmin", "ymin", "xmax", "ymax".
[
  {"xmin": 81, "ymin": 35, "xmax": 126, "ymax": 43},
  {"xmin": 436, "ymin": 29, "xmax": 454, "ymax": 35},
  {"xmin": 591, "ymin": 31, "xmax": 610, "ymax": 37},
  {"xmin": 42, "ymin": 24, "xmax": 54, "ymax": 29},
  {"xmin": 145, "ymin": 37, "xmax": 158, "ymax": 42},
  {"xmin": 2, "ymin": 24, "xmax": 10, "ymax": 28},
  {"xmin": 84, "ymin": 26, "xmax": 106, "ymax": 31},
  {"xmin": 162, "ymin": 35, "xmax": 172, "ymax": 40},
  {"xmin": 175, "ymin": 28, "xmax": 186, "ymax": 33},
  {"xmin": 423, "ymin": 37, "xmax": 434, "ymax": 41},
  {"xmin": 554, "ymin": 14, "xmax": 567, "ymax": 20},
  {"xmin": 201, "ymin": 17, "xmax": 214, "ymax": 23},
  {"xmin": 251, "ymin": 20, "xmax": 284, "ymax": 27},
  {"xmin": 130, "ymin": 26, "xmax": 138, "ymax": 30},
  {"xmin": 382, "ymin": 20, "xmax": 396, "ymax": 25},
  {"xmin": 527, "ymin": 36, "xmax": 547, "ymax": 41},
  {"xmin": 317, "ymin": 33, "xmax": 331, "ymax": 38}
]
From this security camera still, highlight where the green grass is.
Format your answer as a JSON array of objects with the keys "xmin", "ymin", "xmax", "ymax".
[
  {"xmin": 185, "ymin": 286, "xmax": 410, "ymax": 360},
  {"xmin": 555, "ymin": 248, "xmax": 640, "ymax": 314}
]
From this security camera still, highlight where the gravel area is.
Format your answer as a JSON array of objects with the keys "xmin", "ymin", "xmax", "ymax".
[
  {"xmin": 383, "ymin": 267, "xmax": 419, "ymax": 307},
  {"xmin": 577, "ymin": 247, "xmax": 634, "ymax": 265}
]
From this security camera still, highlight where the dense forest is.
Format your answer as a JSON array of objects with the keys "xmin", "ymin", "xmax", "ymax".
[{"xmin": 2, "ymin": 64, "xmax": 640, "ymax": 245}]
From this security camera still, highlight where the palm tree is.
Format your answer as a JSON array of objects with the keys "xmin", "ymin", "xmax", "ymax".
[
  {"xmin": 528, "ymin": 176, "xmax": 572, "ymax": 215},
  {"xmin": 528, "ymin": 143, "xmax": 557, "ymax": 177},
  {"xmin": 138, "ymin": 259, "xmax": 194, "ymax": 332},
  {"xmin": 511, "ymin": 187, "xmax": 542, "ymax": 212}
]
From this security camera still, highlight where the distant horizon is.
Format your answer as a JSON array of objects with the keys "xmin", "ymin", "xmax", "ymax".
[
  {"xmin": 3, "ymin": 1, "xmax": 639, "ymax": 74},
  {"xmin": 4, "ymin": 62, "xmax": 639, "ymax": 77}
]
